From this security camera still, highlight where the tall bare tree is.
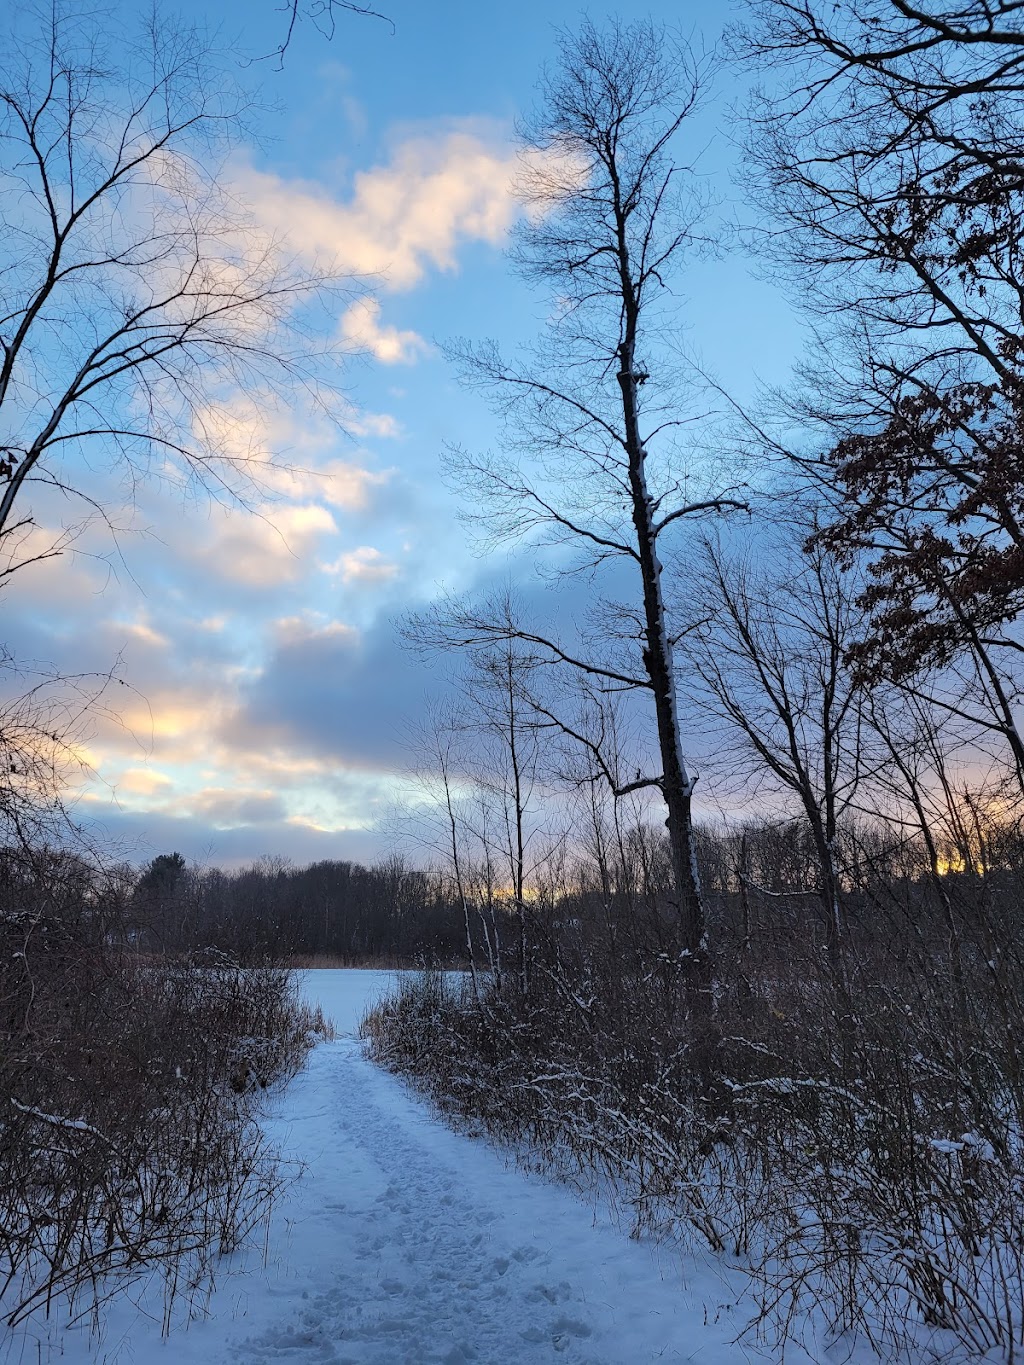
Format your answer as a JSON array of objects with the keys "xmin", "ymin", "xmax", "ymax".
[{"xmin": 430, "ymin": 20, "xmax": 748, "ymax": 966}]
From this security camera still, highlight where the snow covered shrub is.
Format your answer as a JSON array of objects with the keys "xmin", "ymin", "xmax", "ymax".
[
  {"xmin": 0, "ymin": 848, "xmax": 322, "ymax": 1330},
  {"xmin": 364, "ymin": 853, "xmax": 1024, "ymax": 1362}
]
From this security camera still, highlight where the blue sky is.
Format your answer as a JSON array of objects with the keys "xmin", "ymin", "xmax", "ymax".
[{"xmin": 6, "ymin": 0, "xmax": 807, "ymax": 867}]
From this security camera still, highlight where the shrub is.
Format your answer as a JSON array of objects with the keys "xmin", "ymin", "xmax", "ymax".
[
  {"xmin": 0, "ymin": 848, "xmax": 325, "ymax": 1330},
  {"xmin": 364, "ymin": 887, "xmax": 1024, "ymax": 1362}
]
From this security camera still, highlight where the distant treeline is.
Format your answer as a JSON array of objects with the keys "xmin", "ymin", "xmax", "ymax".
[
  {"xmin": 133, "ymin": 852, "xmax": 468, "ymax": 964},
  {"xmin": 128, "ymin": 811, "xmax": 993, "ymax": 967}
]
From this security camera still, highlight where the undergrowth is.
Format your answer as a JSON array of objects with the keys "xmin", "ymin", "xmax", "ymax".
[
  {"xmin": 363, "ymin": 905, "xmax": 1024, "ymax": 1363},
  {"xmin": 0, "ymin": 848, "xmax": 329, "ymax": 1332}
]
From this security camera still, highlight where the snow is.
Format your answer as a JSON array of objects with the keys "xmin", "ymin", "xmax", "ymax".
[
  {"xmin": 3, "ymin": 969, "xmax": 850, "ymax": 1364},
  {"xmin": 10, "ymin": 1100, "xmax": 113, "ymax": 1143}
]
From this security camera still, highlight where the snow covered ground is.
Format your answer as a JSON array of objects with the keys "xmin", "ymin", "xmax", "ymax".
[{"xmin": 4, "ymin": 970, "xmax": 850, "ymax": 1364}]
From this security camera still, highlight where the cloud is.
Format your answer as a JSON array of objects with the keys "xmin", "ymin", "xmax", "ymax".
[
  {"xmin": 345, "ymin": 409, "xmax": 402, "ymax": 440},
  {"xmin": 76, "ymin": 800, "xmax": 385, "ymax": 870},
  {"xmin": 273, "ymin": 617, "xmax": 358, "ymax": 647},
  {"xmin": 193, "ymin": 397, "xmax": 396, "ymax": 504},
  {"xmin": 113, "ymin": 693, "xmax": 232, "ymax": 754},
  {"xmin": 315, "ymin": 461, "xmax": 392, "ymax": 509},
  {"xmin": 340, "ymin": 298, "xmax": 431, "ymax": 365},
  {"xmin": 117, "ymin": 767, "xmax": 173, "ymax": 796},
  {"xmin": 191, "ymin": 503, "xmax": 338, "ymax": 589},
  {"xmin": 325, "ymin": 546, "xmax": 399, "ymax": 584},
  {"xmin": 191, "ymin": 787, "xmax": 288, "ymax": 827},
  {"xmin": 221, "ymin": 609, "xmax": 446, "ymax": 776},
  {"xmin": 234, "ymin": 130, "xmax": 526, "ymax": 292}
]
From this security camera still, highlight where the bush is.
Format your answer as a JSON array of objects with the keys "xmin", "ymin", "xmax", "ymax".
[
  {"xmin": 0, "ymin": 847, "xmax": 326, "ymax": 1330},
  {"xmin": 363, "ymin": 888, "xmax": 1024, "ymax": 1362}
]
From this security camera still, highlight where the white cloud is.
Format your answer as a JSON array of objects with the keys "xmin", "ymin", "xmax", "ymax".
[
  {"xmin": 191, "ymin": 503, "xmax": 339, "ymax": 588},
  {"xmin": 233, "ymin": 130, "xmax": 526, "ymax": 292},
  {"xmin": 193, "ymin": 395, "xmax": 398, "ymax": 490},
  {"xmin": 254, "ymin": 451, "xmax": 394, "ymax": 514},
  {"xmin": 340, "ymin": 298, "xmax": 431, "ymax": 365},
  {"xmin": 272, "ymin": 616, "xmax": 358, "ymax": 647},
  {"xmin": 344, "ymin": 409, "xmax": 402, "ymax": 440},
  {"xmin": 324, "ymin": 545, "xmax": 399, "ymax": 584}
]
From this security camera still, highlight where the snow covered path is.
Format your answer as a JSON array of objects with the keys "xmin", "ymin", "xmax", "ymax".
[
  {"xmin": 4, "ymin": 970, "xmax": 814, "ymax": 1365},
  {"xmin": 225, "ymin": 971, "xmax": 750, "ymax": 1365},
  {"xmin": 240, "ymin": 1031, "xmax": 701, "ymax": 1363}
]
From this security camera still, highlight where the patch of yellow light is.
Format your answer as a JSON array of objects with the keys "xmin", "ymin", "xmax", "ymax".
[
  {"xmin": 284, "ymin": 813, "xmax": 354, "ymax": 834},
  {"xmin": 64, "ymin": 742, "xmax": 100, "ymax": 769},
  {"xmin": 117, "ymin": 767, "xmax": 173, "ymax": 796},
  {"xmin": 491, "ymin": 885, "xmax": 542, "ymax": 904},
  {"xmin": 119, "ymin": 700, "xmax": 215, "ymax": 741},
  {"xmin": 936, "ymin": 853, "xmax": 986, "ymax": 876},
  {"xmin": 120, "ymin": 621, "xmax": 169, "ymax": 649},
  {"xmin": 243, "ymin": 751, "xmax": 340, "ymax": 780}
]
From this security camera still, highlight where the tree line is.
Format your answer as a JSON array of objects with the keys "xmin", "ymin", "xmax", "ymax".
[{"xmin": 133, "ymin": 851, "xmax": 466, "ymax": 963}]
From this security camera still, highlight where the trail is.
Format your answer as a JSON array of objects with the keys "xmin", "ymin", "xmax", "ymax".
[
  {"xmin": 224, "ymin": 971, "xmax": 746, "ymax": 1365},
  {"xmin": 4, "ymin": 971, "xmax": 810, "ymax": 1365},
  {"xmin": 238, "ymin": 1033, "xmax": 695, "ymax": 1363}
]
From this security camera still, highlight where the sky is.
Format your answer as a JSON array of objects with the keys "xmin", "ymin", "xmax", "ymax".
[{"xmin": 3, "ymin": 0, "xmax": 807, "ymax": 869}]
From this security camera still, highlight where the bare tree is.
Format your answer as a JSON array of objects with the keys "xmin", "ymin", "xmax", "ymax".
[
  {"xmin": 0, "ymin": 5, "xmax": 338, "ymax": 577},
  {"xmin": 398, "ymin": 633, "xmax": 560, "ymax": 992},
  {"xmin": 463, "ymin": 636, "xmax": 549, "ymax": 990},
  {"xmin": 734, "ymin": 1, "xmax": 1024, "ymax": 685},
  {"xmin": 399, "ymin": 702, "xmax": 528, "ymax": 994},
  {"xmin": 428, "ymin": 20, "xmax": 748, "ymax": 967},
  {"xmin": 684, "ymin": 529, "xmax": 868, "ymax": 982}
]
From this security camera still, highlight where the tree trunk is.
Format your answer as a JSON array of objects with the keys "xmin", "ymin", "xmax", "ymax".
[{"xmin": 616, "ymin": 354, "xmax": 707, "ymax": 963}]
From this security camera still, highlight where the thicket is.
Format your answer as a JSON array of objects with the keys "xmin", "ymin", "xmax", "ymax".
[
  {"xmin": 365, "ymin": 824, "xmax": 1024, "ymax": 1361},
  {"xmin": 0, "ymin": 845, "xmax": 328, "ymax": 1332}
]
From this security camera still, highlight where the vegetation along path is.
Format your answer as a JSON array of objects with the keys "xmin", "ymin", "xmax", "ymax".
[{"xmin": 10, "ymin": 971, "xmax": 831, "ymax": 1365}]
